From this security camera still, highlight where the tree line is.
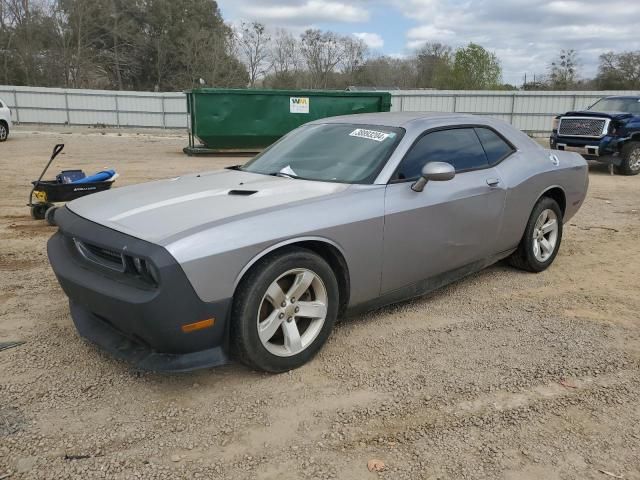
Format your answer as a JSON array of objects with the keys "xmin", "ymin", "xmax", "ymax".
[
  {"xmin": 1, "ymin": 0, "xmax": 639, "ymax": 91},
  {"xmin": 0, "ymin": 0, "xmax": 247, "ymax": 89}
]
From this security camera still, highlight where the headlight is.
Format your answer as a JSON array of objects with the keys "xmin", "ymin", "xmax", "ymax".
[{"xmin": 552, "ymin": 117, "xmax": 560, "ymax": 131}]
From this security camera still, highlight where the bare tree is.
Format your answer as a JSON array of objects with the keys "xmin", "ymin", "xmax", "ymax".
[
  {"xmin": 415, "ymin": 42, "xmax": 452, "ymax": 88},
  {"xmin": 264, "ymin": 28, "xmax": 302, "ymax": 89},
  {"xmin": 300, "ymin": 29, "xmax": 343, "ymax": 88},
  {"xmin": 269, "ymin": 29, "xmax": 299, "ymax": 75},
  {"xmin": 597, "ymin": 50, "xmax": 640, "ymax": 89},
  {"xmin": 549, "ymin": 49, "xmax": 579, "ymax": 90},
  {"xmin": 3, "ymin": 0, "xmax": 36, "ymax": 84},
  {"xmin": 0, "ymin": 0, "xmax": 15, "ymax": 84},
  {"xmin": 359, "ymin": 55, "xmax": 418, "ymax": 89},
  {"xmin": 237, "ymin": 21, "xmax": 269, "ymax": 87},
  {"xmin": 340, "ymin": 36, "xmax": 367, "ymax": 85}
]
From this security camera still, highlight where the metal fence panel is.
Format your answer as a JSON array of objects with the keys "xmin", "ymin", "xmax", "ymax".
[{"xmin": 2, "ymin": 85, "xmax": 640, "ymax": 134}]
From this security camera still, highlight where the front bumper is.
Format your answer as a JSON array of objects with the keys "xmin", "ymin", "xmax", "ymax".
[
  {"xmin": 549, "ymin": 133, "xmax": 622, "ymax": 165},
  {"xmin": 47, "ymin": 207, "xmax": 231, "ymax": 372}
]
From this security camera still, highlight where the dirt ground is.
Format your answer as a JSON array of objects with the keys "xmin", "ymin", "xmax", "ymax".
[{"xmin": 1, "ymin": 126, "xmax": 639, "ymax": 480}]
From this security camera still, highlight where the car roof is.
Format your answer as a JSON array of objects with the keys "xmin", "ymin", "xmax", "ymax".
[
  {"xmin": 310, "ymin": 111, "xmax": 478, "ymax": 128},
  {"xmin": 604, "ymin": 96, "xmax": 640, "ymax": 100}
]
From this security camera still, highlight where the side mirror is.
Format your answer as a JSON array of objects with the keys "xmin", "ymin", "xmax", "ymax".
[{"xmin": 411, "ymin": 162, "xmax": 455, "ymax": 192}]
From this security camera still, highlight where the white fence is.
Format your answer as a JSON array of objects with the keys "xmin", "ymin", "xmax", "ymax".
[
  {"xmin": 0, "ymin": 85, "xmax": 187, "ymax": 128},
  {"xmin": 2, "ymin": 85, "xmax": 639, "ymax": 135},
  {"xmin": 390, "ymin": 90, "xmax": 640, "ymax": 134}
]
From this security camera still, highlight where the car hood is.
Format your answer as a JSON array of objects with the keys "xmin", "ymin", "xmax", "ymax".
[
  {"xmin": 564, "ymin": 110, "xmax": 633, "ymax": 120},
  {"xmin": 67, "ymin": 169, "xmax": 349, "ymax": 244}
]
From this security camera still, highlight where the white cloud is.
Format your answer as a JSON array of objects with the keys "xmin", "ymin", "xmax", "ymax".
[
  {"xmin": 389, "ymin": 0, "xmax": 640, "ymax": 84},
  {"xmin": 353, "ymin": 32, "xmax": 385, "ymax": 49},
  {"xmin": 241, "ymin": 0, "xmax": 370, "ymax": 24},
  {"xmin": 219, "ymin": 0, "xmax": 640, "ymax": 85}
]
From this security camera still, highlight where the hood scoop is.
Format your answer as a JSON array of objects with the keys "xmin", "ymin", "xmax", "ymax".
[{"xmin": 228, "ymin": 189, "xmax": 258, "ymax": 196}]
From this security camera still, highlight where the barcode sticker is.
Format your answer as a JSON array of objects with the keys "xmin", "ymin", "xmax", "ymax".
[{"xmin": 349, "ymin": 129, "xmax": 392, "ymax": 142}]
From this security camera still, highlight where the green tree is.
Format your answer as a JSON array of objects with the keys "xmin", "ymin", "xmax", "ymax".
[{"xmin": 451, "ymin": 43, "xmax": 502, "ymax": 89}]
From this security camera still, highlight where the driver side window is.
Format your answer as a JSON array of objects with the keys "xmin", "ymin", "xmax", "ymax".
[{"xmin": 395, "ymin": 128, "xmax": 489, "ymax": 180}]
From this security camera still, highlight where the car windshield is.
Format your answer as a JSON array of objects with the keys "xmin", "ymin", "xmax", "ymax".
[
  {"xmin": 589, "ymin": 98, "xmax": 640, "ymax": 114},
  {"xmin": 241, "ymin": 123, "xmax": 404, "ymax": 184}
]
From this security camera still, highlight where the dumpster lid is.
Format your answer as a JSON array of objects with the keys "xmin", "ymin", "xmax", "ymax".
[{"xmin": 184, "ymin": 88, "xmax": 391, "ymax": 97}]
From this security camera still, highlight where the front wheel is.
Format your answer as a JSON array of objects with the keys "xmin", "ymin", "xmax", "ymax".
[
  {"xmin": 615, "ymin": 141, "xmax": 640, "ymax": 176},
  {"xmin": 510, "ymin": 197, "xmax": 563, "ymax": 272},
  {"xmin": 30, "ymin": 203, "xmax": 50, "ymax": 220},
  {"xmin": 232, "ymin": 248, "xmax": 339, "ymax": 373},
  {"xmin": 0, "ymin": 122, "xmax": 8, "ymax": 142}
]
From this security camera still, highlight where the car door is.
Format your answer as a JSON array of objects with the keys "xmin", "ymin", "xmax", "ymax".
[{"xmin": 381, "ymin": 127, "xmax": 508, "ymax": 294}]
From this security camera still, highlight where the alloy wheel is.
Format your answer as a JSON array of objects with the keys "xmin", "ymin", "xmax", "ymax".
[
  {"xmin": 256, "ymin": 268, "xmax": 328, "ymax": 357},
  {"xmin": 0, "ymin": 125, "xmax": 6, "ymax": 141},
  {"xmin": 532, "ymin": 209, "xmax": 559, "ymax": 262}
]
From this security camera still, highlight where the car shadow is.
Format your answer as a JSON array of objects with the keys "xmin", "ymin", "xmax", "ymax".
[{"xmin": 587, "ymin": 160, "xmax": 618, "ymax": 176}]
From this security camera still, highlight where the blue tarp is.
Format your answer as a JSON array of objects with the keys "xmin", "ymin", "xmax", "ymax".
[{"xmin": 73, "ymin": 169, "xmax": 116, "ymax": 184}]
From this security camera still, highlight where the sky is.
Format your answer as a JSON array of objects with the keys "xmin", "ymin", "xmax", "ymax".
[{"xmin": 216, "ymin": 0, "xmax": 640, "ymax": 86}]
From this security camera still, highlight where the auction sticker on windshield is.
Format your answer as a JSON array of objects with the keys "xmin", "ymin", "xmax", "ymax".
[{"xmin": 349, "ymin": 129, "xmax": 393, "ymax": 142}]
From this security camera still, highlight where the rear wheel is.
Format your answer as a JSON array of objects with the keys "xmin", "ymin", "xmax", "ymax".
[
  {"xmin": 232, "ymin": 248, "xmax": 339, "ymax": 372},
  {"xmin": 510, "ymin": 197, "xmax": 563, "ymax": 272},
  {"xmin": 615, "ymin": 141, "xmax": 640, "ymax": 176}
]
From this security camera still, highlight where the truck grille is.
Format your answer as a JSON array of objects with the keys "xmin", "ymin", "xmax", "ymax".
[{"xmin": 558, "ymin": 117, "xmax": 609, "ymax": 138}]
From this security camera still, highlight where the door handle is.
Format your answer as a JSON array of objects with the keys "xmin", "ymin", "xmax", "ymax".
[{"xmin": 486, "ymin": 178, "xmax": 500, "ymax": 187}]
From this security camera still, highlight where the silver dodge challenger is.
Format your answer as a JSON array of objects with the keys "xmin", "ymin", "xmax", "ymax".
[{"xmin": 48, "ymin": 113, "xmax": 589, "ymax": 373}]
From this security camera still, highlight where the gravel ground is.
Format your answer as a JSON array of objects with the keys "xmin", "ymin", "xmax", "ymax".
[{"xmin": 1, "ymin": 126, "xmax": 639, "ymax": 480}]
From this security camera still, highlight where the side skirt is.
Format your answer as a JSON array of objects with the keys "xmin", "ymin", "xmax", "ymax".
[{"xmin": 345, "ymin": 249, "xmax": 515, "ymax": 317}]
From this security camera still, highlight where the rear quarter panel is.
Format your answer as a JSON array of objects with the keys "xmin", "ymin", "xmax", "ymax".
[{"xmin": 494, "ymin": 148, "xmax": 587, "ymax": 253}]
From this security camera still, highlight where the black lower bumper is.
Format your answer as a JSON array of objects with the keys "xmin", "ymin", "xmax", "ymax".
[
  {"xmin": 48, "ymin": 207, "xmax": 232, "ymax": 372},
  {"xmin": 549, "ymin": 134, "xmax": 622, "ymax": 166}
]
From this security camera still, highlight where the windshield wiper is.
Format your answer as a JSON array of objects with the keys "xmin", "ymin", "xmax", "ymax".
[{"xmin": 269, "ymin": 171, "xmax": 301, "ymax": 179}]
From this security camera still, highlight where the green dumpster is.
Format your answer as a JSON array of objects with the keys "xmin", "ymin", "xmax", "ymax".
[{"xmin": 184, "ymin": 88, "xmax": 392, "ymax": 154}]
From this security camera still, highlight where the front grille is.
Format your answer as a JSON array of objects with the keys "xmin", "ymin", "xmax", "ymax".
[
  {"xmin": 74, "ymin": 239, "xmax": 126, "ymax": 272},
  {"xmin": 558, "ymin": 117, "xmax": 608, "ymax": 138}
]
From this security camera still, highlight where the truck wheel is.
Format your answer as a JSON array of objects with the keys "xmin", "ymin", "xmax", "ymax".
[
  {"xmin": 616, "ymin": 141, "xmax": 640, "ymax": 176},
  {"xmin": 232, "ymin": 247, "xmax": 339, "ymax": 373},
  {"xmin": 509, "ymin": 197, "xmax": 563, "ymax": 273}
]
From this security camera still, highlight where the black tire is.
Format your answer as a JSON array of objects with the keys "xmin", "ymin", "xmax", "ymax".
[
  {"xmin": 0, "ymin": 121, "xmax": 8, "ymax": 142},
  {"xmin": 615, "ymin": 141, "xmax": 640, "ymax": 176},
  {"xmin": 30, "ymin": 203, "xmax": 49, "ymax": 220},
  {"xmin": 232, "ymin": 247, "xmax": 339, "ymax": 373},
  {"xmin": 509, "ymin": 197, "xmax": 563, "ymax": 273},
  {"xmin": 45, "ymin": 205, "xmax": 58, "ymax": 226}
]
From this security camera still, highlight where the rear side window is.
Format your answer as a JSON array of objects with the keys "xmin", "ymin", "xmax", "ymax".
[
  {"xmin": 395, "ymin": 128, "xmax": 489, "ymax": 180},
  {"xmin": 475, "ymin": 128, "xmax": 514, "ymax": 165},
  {"xmin": 0, "ymin": 100, "xmax": 4, "ymax": 108}
]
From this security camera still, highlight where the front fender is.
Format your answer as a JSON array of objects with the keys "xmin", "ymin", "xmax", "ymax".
[{"xmin": 232, "ymin": 236, "xmax": 347, "ymax": 291}]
